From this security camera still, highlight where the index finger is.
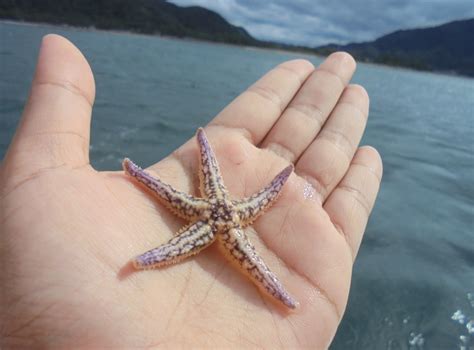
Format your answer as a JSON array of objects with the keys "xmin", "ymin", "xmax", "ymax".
[{"xmin": 209, "ymin": 59, "xmax": 314, "ymax": 144}]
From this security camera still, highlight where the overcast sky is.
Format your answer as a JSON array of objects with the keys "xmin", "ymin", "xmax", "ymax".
[{"xmin": 169, "ymin": 0, "xmax": 474, "ymax": 46}]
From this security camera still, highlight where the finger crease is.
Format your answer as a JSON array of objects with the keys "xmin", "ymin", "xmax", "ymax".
[
  {"xmin": 286, "ymin": 102, "xmax": 325, "ymax": 128},
  {"xmin": 318, "ymin": 137, "xmax": 352, "ymax": 165},
  {"xmin": 315, "ymin": 67, "xmax": 346, "ymax": 89},
  {"xmin": 337, "ymin": 184, "xmax": 372, "ymax": 215},
  {"xmin": 34, "ymin": 80, "xmax": 93, "ymax": 108},
  {"xmin": 265, "ymin": 142, "xmax": 297, "ymax": 163},
  {"xmin": 351, "ymin": 162, "xmax": 382, "ymax": 182},
  {"xmin": 336, "ymin": 101, "xmax": 367, "ymax": 120},
  {"xmin": 247, "ymin": 85, "xmax": 284, "ymax": 113},
  {"xmin": 275, "ymin": 64, "xmax": 308, "ymax": 85},
  {"xmin": 319, "ymin": 128, "xmax": 355, "ymax": 159},
  {"xmin": 25, "ymin": 131, "xmax": 89, "ymax": 156},
  {"xmin": 28, "ymin": 130, "xmax": 88, "ymax": 143},
  {"xmin": 1, "ymin": 162, "xmax": 89, "ymax": 200}
]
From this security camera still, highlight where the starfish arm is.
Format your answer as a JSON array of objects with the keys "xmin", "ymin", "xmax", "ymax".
[
  {"xmin": 196, "ymin": 128, "xmax": 228, "ymax": 200},
  {"xmin": 123, "ymin": 158, "xmax": 210, "ymax": 220},
  {"xmin": 133, "ymin": 221, "xmax": 215, "ymax": 269},
  {"xmin": 233, "ymin": 165, "xmax": 293, "ymax": 226},
  {"xmin": 218, "ymin": 227, "xmax": 298, "ymax": 309}
]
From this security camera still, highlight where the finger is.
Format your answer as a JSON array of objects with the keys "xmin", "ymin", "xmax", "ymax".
[
  {"xmin": 209, "ymin": 59, "xmax": 314, "ymax": 145},
  {"xmin": 323, "ymin": 146, "xmax": 383, "ymax": 260},
  {"xmin": 261, "ymin": 52, "xmax": 356, "ymax": 162},
  {"xmin": 9, "ymin": 34, "xmax": 95, "ymax": 170},
  {"xmin": 295, "ymin": 84, "xmax": 369, "ymax": 202}
]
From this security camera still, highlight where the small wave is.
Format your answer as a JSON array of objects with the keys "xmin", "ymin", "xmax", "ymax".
[
  {"xmin": 451, "ymin": 293, "xmax": 474, "ymax": 349},
  {"xmin": 149, "ymin": 118, "xmax": 186, "ymax": 134}
]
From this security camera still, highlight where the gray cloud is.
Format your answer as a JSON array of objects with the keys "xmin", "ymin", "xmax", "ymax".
[{"xmin": 169, "ymin": 0, "xmax": 474, "ymax": 46}]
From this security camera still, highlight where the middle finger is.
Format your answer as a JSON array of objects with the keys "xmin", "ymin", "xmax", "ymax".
[{"xmin": 261, "ymin": 52, "xmax": 356, "ymax": 162}]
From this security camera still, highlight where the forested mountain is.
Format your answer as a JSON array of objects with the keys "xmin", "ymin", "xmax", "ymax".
[
  {"xmin": 1, "ymin": 1, "xmax": 472, "ymax": 76},
  {"xmin": 0, "ymin": 0, "xmax": 256, "ymax": 44},
  {"xmin": 315, "ymin": 19, "xmax": 474, "ymax": 76}
]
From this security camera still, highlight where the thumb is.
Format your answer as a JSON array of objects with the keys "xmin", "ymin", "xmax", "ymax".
[{"xmin": 5, "ymin": 34, "xmax": 95, "ymax": 173}]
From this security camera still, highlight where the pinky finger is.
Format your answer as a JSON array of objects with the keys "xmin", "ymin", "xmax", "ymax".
[{"xmin": 323, "ymin": 146, "xmax": 383, "ymax": 260}]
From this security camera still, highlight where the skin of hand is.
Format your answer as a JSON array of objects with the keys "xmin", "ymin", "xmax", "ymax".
[{"xmin": 0, "ymin": 34, "xmax": 382, "ymax": 349}]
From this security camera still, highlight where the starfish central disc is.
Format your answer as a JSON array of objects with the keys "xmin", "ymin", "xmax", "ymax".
[
  {"xmin": 204, "ymin": 198, "xmax": 240, "ymax": 231},
  {"xmin": 123, "ymin": 128, "xmax": 298, "ymax": 309}
]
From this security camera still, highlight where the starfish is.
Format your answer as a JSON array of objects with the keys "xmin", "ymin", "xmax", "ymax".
[{"xmin": 122, "ymin": 128, "xmax": 298, "ymax": 309}]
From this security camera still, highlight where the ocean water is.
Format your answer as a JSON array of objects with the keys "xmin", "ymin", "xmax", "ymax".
[{"xmin": 1, "ymin": 22, "xmax": 473, "ymax": 349}]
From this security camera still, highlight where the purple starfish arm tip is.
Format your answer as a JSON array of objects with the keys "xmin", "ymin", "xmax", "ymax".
[
  {"xmin": 122, "ymin": 158, "xmax": 138, "ymax": 175},
  {"xmin": 273, "ymin": 164, "xmax": 294, "ymax": 186},
  {"xmin": 196, "ymin": 127, "xmax": 206, "ymax": 140},
  {"xmin": 133, "ymin": 251, "xmax": 157, "ymax": 268},
  {"xmin": 282, "ymin": 294, "xmax": 299, "ymax": 309},
  {"xmin": 281, "ymin": 164, "xmax": 294, "ymax": 178},
  {"xmin": 197, "ymin": 128, "xmax": 211, "ymax": 150}
]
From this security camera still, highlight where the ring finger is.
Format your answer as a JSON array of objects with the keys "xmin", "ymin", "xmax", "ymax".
[{"xmin": 296, "ymin": 84, "xmax": 370, "ymax": 203}]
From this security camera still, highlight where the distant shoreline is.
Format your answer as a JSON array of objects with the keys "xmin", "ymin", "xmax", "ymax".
[
  {"xmin": 2, "ymin": 19, "xmax": 469, "ymax": 79},
  {"xmin": 1, "ymin": 19, "xmax": 318, "ymax": 58},
  {"xmin": 1, "ymin": 0, "xmax": 471, "ymax": 77}
]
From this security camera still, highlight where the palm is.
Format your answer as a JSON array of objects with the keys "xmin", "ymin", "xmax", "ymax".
[{"xmin": 1, "ymin": 35, "xmax": 382, "ymax": 349}]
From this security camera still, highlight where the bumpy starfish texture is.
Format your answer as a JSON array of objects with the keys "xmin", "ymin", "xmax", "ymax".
[{"xmin": 123, "ymin": 128, "xmax": 298, "ymax": 309}]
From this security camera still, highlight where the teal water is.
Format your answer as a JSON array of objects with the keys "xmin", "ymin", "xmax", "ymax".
[{"xmin": 1, "ymin": 22, "xmax": 473, "ymax": 349}]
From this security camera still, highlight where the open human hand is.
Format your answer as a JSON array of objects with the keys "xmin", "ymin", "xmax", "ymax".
[{"xmin": 0, "ymin": 35, "xmax": 382, "ymax": 349}]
